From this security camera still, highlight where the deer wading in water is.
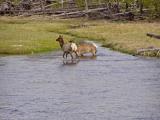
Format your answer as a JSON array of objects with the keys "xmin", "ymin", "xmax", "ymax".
[
  {"xmin": 56, "ymin": 35, "xmax": 78, "ymax": 59},
  {"xmin": 76, "ymin": 41, "xmax": 97, "ymax": 56},
  {"xmin": 56, "ymin": 35, "xmax": 97, "ymax": 59}
]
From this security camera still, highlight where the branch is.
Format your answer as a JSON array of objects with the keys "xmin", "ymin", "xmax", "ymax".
[{"xmin": 146, "ymin": 33, "xmax": 160, "ymax": 39}]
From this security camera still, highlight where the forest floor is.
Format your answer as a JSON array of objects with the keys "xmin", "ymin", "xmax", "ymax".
[{"xmin": 0, "ymin": 16, "xmax": 160, "ymax": 56}]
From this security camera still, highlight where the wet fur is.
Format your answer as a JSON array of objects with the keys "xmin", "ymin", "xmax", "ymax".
[
  {"xmin": 56, "ymin": 35, "xmax": 78, "ymax": 59},
  {"xmin": 77, "ymin": 43, "xmax": 97, "ymax": 56}
]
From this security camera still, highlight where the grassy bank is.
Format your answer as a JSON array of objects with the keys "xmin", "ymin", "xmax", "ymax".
[
  {"xmin": 0, "ymin": 16, "xmax": 160, "ymax": 57},
  {"xmin": 0, "ymin": 17, "xmax": 75, "ymax": 54}
]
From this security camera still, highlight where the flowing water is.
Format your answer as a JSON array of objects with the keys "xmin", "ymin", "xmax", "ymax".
[{"xmin": 0, "ymin": 46, "xmax": 160, "ymax": 120}]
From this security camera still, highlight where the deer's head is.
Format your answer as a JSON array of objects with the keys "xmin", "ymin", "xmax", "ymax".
[{"xmin": 56, "ymin": 35, "xmax": 64, "ymax": 48}]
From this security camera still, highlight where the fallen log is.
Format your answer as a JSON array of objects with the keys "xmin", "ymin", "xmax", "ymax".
[
  {"xmin": 146, "ymin": 33, "xmax": 160, "ymax": 39},
  {"xmin": 44, "ymin": 3, "xmax": 56, "ymax": 8},
  {"xmin": 112, "ymin": 11, "xmax": 135, "ymax": 20},
  {"xmin": 52, "ymin": 7, "xmax": 108, "ymax": 18},
  {"xmin": 137, "ymin": 48, "xmax": 160, "ymax": 57},
  {"xmin": 137, "ymin": 48, "xmax": 160, "ymax": 53}
]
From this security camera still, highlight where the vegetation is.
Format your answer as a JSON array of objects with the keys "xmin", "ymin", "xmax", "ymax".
[
  {"xmin": 0, "ymin": 0, "xmax": 160, "ymax": 17},
  {"xmin": 74, "ymin": 0, "xmax": 160, "ymax": 18},
  {"xmin": 0, "ymin": 16, "xmax": 160, "ymax": 57},
  {"xmin": 0, "ymin": 17, "xmax": 74, "ymax": 54}
]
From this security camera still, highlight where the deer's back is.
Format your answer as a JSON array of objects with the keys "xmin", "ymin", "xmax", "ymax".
[
  {"xmin": 77, "ymin": 43, "xmax": 96, "ymax": 53},
  {"xmin": 62, "ymin": 43, "xmax": 72, "ymax": 52}
]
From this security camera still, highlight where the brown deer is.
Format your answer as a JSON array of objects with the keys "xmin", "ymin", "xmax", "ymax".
[
  {"xmin": 56, "ymin": 35, "xmax": 78, "ymax": 59},
  {"xmin": 77, "ymin": 41, "xmax": 97, "ymax": 56}
]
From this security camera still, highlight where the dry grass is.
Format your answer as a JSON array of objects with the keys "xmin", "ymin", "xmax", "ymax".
[
  {"xmin": 0, "ymin": 16, "xmax": 160, "ymax": 56},
  {"xmin": 60, "ymin": 20, "xmax": 160, "ymax": 55}
]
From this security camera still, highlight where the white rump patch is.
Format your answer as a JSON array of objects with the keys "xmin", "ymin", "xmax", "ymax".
[
  {"xmin": 84, "ymin": 40, "xmax": 98, "ymax": 48},
  {"xmin": 71, "ymin": 43, "xmax": 77, "ymax": 51},
  {"xmin": 92, "ymin": 43, "xmax": 98, "ymax": 48}
]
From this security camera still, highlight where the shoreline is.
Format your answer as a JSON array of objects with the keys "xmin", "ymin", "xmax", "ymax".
[{"xmin": 0, "ymin": 16, "xmax": 160, "ymax": 57}]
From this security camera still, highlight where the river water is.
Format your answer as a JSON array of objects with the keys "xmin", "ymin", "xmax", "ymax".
[{"xmin": 0, "ymin": 46, "xmax": 160, "ymax": 120}]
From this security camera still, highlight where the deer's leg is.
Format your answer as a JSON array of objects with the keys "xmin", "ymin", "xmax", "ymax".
[
  {"xmin": 93, "ymin": 52, "xmax": 96, "ymax": 56},
  {"xmin": 63, "ymin": 52, "xmax": 66, "ymax": 58},
  {"xmin": 70, "ymin": 52, "xmax": 73, "ymax": 59},
  {"xmin": 92, "ymin": 51, "xmax": 96, "ymax": 56},
  {"xmin": 74, "ymin": 51, "xmax": 79, "ymax": 58},
  {"xmin": 66, "ymin": 52, "xmax": 69, "ymax": 58},
  {"xmin": 91, "ymin": 49, "xmax": 96, "ymax": 56}
]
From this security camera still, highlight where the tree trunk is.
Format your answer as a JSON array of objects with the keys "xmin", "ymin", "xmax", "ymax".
[
  {"xmin": 85, "ymin": 0, "xmax": 88, "ymax": 18},
  {"xmin": 98, "ymin": 0, "xmax": 101, "ymax": 5},
  {"xmin": 139, "ymin": 0, "xmax": 143, "ymax": 14},
  {"xmin": 61, "ymin": 0, "xmax": 63, "ymax": 9}
]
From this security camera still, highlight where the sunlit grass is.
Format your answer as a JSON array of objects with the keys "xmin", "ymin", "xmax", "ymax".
[
  {"xmin": 62, "ymin": 20, "xmax": 160, "ymax": 56},
  {"xmin": 0, "ymin": 17, "xmax": 74, "ymax": 54},
  {"xmin": 0, "ymin": 16, "xmax": 160, "ymax": 56}
]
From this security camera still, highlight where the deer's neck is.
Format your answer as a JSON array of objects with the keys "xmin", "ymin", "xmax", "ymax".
[{"xmin": 59, "ymin": 40, "xmax": 64, "ymax": 48}]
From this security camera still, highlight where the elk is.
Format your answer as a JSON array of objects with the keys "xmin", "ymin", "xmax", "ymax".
[
  {"xmin": 56, "ymin": 35, "xmax": 78, "ymax": 59},
  {"xmin": 77, "ymin": 41, "xmax": 97, "ymax": 56}
]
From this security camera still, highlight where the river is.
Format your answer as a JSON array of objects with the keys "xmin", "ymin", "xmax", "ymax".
[{"xmin": 0, "ymin": 46, "xmax": 160, "ymax": 120}]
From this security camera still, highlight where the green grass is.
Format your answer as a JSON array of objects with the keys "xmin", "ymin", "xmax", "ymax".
[
  {"xmin": 0, "ymin": 16, "xmax": 160, "ymax": 57},
  {"xmin": 0, "ymin": 17, "xmax": 74, "ymax": 54}
]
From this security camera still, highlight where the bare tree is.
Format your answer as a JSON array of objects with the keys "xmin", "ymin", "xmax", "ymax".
[
  {"xmin": 61, "ymin": 0, "xmax": 63, "ymax": 9},
  {"xmin": 85, "ymin": 0, "xmax": 88, "ymax": 17}
]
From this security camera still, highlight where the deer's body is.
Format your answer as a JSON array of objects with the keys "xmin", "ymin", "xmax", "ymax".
[
  {"xmin": 77, "ymin": 42, "xmax": 97, "ymax": 56},
  {"xmin": 56, "ymin": 35, "xmax": 78, "ymax": 59},
  {"xmin": 56, "ymin": 35, "xmax": 97, "ymax": 58}
]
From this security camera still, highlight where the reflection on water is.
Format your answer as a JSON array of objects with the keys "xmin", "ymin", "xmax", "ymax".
[
  {"xmin": 80, "ymin": 55, "xmax": 97, "ymax": 61},
  {"xmin": 0, "ymin": 46, "xmax": 160, "ymax": 120}
]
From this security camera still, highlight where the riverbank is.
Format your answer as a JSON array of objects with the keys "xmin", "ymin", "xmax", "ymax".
[{"xmin": 0, "ymin": 16, "xmax": 160, "ymax": 57}]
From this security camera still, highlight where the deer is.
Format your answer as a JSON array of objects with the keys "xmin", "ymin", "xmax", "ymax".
[
  {"xmin": 56, "ymin": 35, "xmax": 78, "ymax": 59},
  {"xmin": 76, "ymin": 41, "xmax": 97, "ymax": 57}
]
